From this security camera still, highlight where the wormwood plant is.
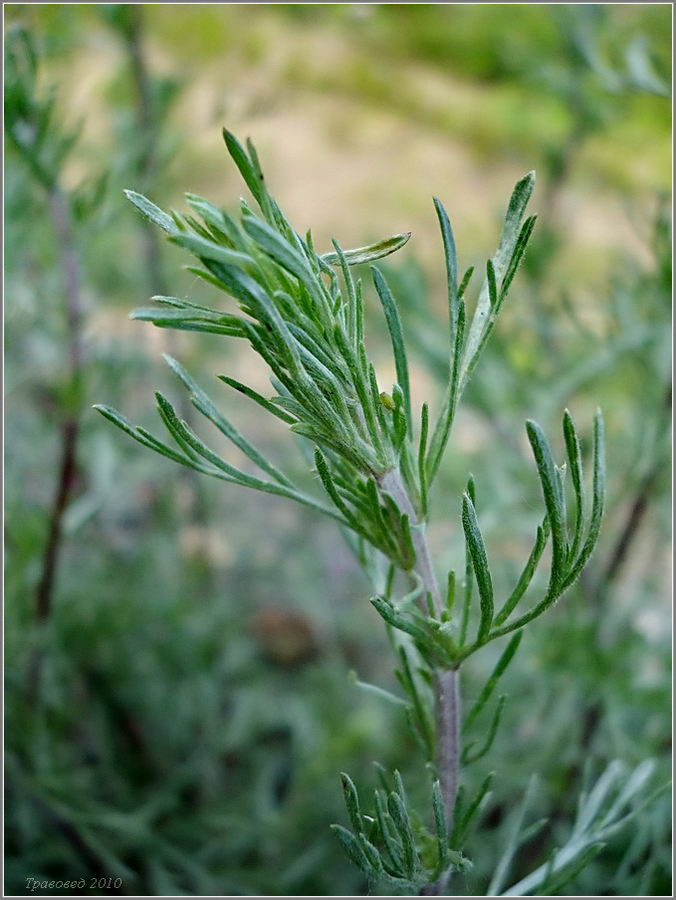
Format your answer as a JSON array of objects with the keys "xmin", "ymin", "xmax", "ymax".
[
  {"xmin": 6, "ymin": 27, "xmax": 101, "ymax": 676},
  {"xmin": 96, "ymin": 132, "xmax": 616, "ymax": 895}
]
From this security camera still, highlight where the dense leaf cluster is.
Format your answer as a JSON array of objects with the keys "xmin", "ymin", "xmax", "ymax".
[{"xmin": 97, "ymin": 131, "xmax": 610, "ymax": 893}]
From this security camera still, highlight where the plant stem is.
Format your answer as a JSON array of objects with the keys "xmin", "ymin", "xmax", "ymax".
[
  {"xmin": 49, "ymin": 186, "xmax": 84, "ymax": 376},
  {"xmin": 379, "ymin": 468, "xmax": 461, "ymax": 893},
  {"xmin": 35, "ymin": 186, "xmax": 83, "ymax": 622},
  {"xmin": 600, "ymin": 383, "xmax": 671, "ymax": 590},
  {"xmin": 35, "ymin": 419, "xmax": 79, "ymax": 621},
  {"xmin": 379, "ymin": 469, "xmax": 441, "ymax": 614},
  {"xmin": 435, "ymin": 667, "xmax": 461, "ymax": 823}
]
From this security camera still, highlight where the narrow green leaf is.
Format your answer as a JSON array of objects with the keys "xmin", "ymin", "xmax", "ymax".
[
  {"xmin": 340, "ymin": 772, "xmax": 363, "ymax": 834},
  {"xmin": 169, "ymin": 209, "xmax": 188, "ymax": 232},
  {"xmin": 397, "ymin": 647, "xmax": 434, "ymax": 759},
  {"xmin": 321, "ymin": 232, "xmax": 411, "ymax": 267},
  {"xmin": 540, "ymin": 843, "xmax": 605, "ymax": 896},
  {"xmin": 490, "ymin": 409, "xmax": 602, "ymax": 638},
  {"xmin": 501, "ymin": 839, "xmax": 607, "ymax": 898},
  {"xmin": 246, "ymin": 136, "xmax": 282, "ymax": 225},
  {"xmin": 372, "ymin": 266, "xmax": 411, "ymax": 430},
  {"xmin": 124, "ymin": 189, "xmax": 177, "ymax": 235},
  {"xmin": 314, "ymin": 449, "xmax": 362, "ymax": 532},
  {"xmin": 130, "ymin": 306, "xmax": 242, "ymax": 335},
  {"xmin": 154, "ymin": 392, "xmax": 346, "ymax": 523},
  {"xmin": 498, "ymin": 215, "xmax": 537, "ymax": 303},
  {"xmin": 488, "ymin": 774, "xmax": 538, "ymax": 895},
  {"xmin": 133, "ymin": 318, "xmax": 242, "ymax": 337},
  {"xmin": 331, "ymin": 240, "xmax": 358, "ymax": 338},
  {"xmin": 374, "ymin": 790, "xmax": 405, "ymax": 872},
  {"xmin": 332, "ymin": 322, "xmax": 386, "ymax": 460},
  {"xmin": 462, "ymin": 171, "xmax": 535, "ymax": 381},
  {"xmin": 183, "ymin": 264, "xmax": 237, "ymax": 294},
  {"xmin": 184, "ymin": 192, "xmax": 239, "ymax": 245},
  {"xmin": 149, "ymin": 294, "xmax": 233, "ymax": 315},
  {"xmin": 562, "ymin": 409, "xmax": 605, "ymax": 589},
  {"xmin": 463, "ymin": 695, "xmax": 506, "ymax": 764},
  {"xmin": 393, "ymin": 771, "xmax": 409, "ymax": 810},
  {"xmin": 217, "ymin": 375, "xmax": 297, "ymax": 425},
  {"xmin": 133, "ymin": 427, "xmax": 198, "ymax": 467},
  {"xmin": 486, "ymin": 258, "xmax": 498, "ymax": 309},
  {"xmin": 518, "ymin": 817, "xmax": 549, "ymax": 847},
  {"xmin": 370, "ymin": 597, "xmax": 430, "ymax": 646},
  {"xmin": 222, "ymin": 128, "xmax": 264, "ymax": 206},
  {"xmin": 555, "ymin": 462, "xmax": 569, "ymax": 549},
  {"xmin": 93, "ymin": 405, "xmax": 197, "ymax": 468},
  {"xmin": 433, "ymin": 197, "xmax": 458, "ymax": 337},
  {"xmin": 563, "ymin": 408, "xmax": 585, "ymax": 563},
  {"xmin": 357, "ymin": 833, "xmax": 383, "ymax": 874},
  {"xmin": 92, "ymin": 404, "xmax": 149, "ymax": 443},
  {"xmin": 163, "ymin": 354, "xmax": 294, "ymax": 488},
  {"xmin": 493, "ymin": 519, "xmax": 549, "ymax": 627},
  {"xmin": 452, "ymin": 771, "xmax": 495, "ymax": 847},
  {"xmin": 445, "ymin": 570, "xmax": 456, "ymax": 619},
  {"xmin": 457, "ymin": 265, "xmax": 474, "ymax": 300},
  {"xmin": 398, "ymin": 512, "xmax": 417, "ymax": 571},
  {"xmin": 404, "ymin": 705, "xmax": 432, "ymax": 767},
  {"xmin": 188, "ymin": 254, "xmax": 275, "ymax": 326},
  {"xmin": 242, "ymin": 213, "xmax": 330, "ymax": 321},
  {"xmin": 369, "ymin": 363, "xmax": 390, "ymax": 436},
  {"xmin": 242, "ymin": 214, "xmax": 312, "ymax": 283},
  {"xmin": 462, "ymin": 493, "xmax": 494, "ymax": 643},
  {"xmin": 182, "ymin": 212, "xmax": 214, "ymax": 241},
  {"xmin": 599, "ymin": 759, "xmax": 656, "ymax": 830},
  {"xmin": 373, "ymin": 764, "xmax": 392, "ymax": 796},
  {"xmin": 467, "ymin": 473, "xmax": 476, "ymax": 505},
  {"xmin": 330, "ymin": 824, "xmax": 371, "ymax": 873},
  {"xmin": 426, "ymin": 299, "xmax": 466, "ymax": 484},
  {"xmin": 355, "ymin": 279, "xmax": 365, "ymax": 352},
  {"xmin": 170, "ymin": 231, "xmax": 255, "ymax": 271},
  {"xmin": 387, "ymin": 791, "xmax": 417, "ymax": 877},
  {"xmin": 460, "ymin": 521, "xmax": 473, "ymax": 647},
  {"xmin": 349, "ymin": 671, "xmax": 407, "ymax": 707},
  {"xmin": 155, "ymin": 394, "xmax": 205, "ymax": 463},
  {"xmin": 526, "ymin": 419, "xmax": 567, "ymax": 590},
  {"xmin": 391, "ymin": 405, "xmax": 408, "ymax": 452},
  {"xmin": 574, "ymin": 760, "xmax": 624, "ymax": 836},
  {"xmin": 418, "ymin": 403, "xmax": 429, "ymax": 519},
  {"xmin": 463, "ymin": 632, "xmax": 522, "ymax": 732}
]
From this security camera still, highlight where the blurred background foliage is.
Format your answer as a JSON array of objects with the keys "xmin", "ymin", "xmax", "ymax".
[{"xmin": 4, "ymin": 4, "xmax": 671, "ymax": 896}]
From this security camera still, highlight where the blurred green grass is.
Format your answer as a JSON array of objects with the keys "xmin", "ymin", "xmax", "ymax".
[{"xmin": 5, "ymin": 4, "xmax": 671, "ymax": 896}]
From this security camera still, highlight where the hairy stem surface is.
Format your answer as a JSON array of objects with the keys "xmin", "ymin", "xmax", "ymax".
[
  {"xmin": 379, "ymin": 468, "xmax": 461, "ymax": 893},
  {"xmin": 435, "ymin": 667, "xmax": 461, "ymax": 824},
  {"xmin": 379, "ymin": 468, "xmax": 441, "ymax": 613}
]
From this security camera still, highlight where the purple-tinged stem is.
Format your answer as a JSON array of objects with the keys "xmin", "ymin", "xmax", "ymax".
[{"xmin": 378, "ymin": 467, "xmax": 461, "ymax": 893}]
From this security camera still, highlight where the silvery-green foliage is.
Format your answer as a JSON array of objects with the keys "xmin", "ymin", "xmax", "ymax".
[
  {"xmin": 495, "ymin": 760, "xmax": 666, "ymax": 896},
  {"xmin": 96, "ymin": 131, "xmax": 619, "ymax": 893},
  {"xmin": 96, "ymin": 129, "xmax": 601, "ymax": 621},
  {"xmin": 5, "ymin": 26, "xmax": 81, "ymax": 190}
]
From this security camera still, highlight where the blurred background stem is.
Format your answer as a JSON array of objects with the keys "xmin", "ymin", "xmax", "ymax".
[
  {"xmin": 112, "ymin": 5, "xmax": 210, "ymax": 544},
  {"xmin": 123, "ymin": 6, "xmax": 167, "ymax": 298},
  {"xmin": 599, "ymin": 383, "xmax": 671, "ymax": 593},
  {"xmin": 35, "ymin": 185, "xmax": 84, "ymax": 624}
]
